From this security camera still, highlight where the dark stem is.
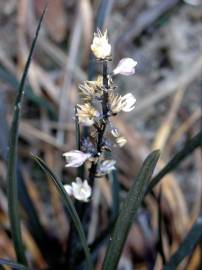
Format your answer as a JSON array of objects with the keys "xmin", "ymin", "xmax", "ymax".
[
  {"xmin": 102, "ymin": 61, "xmax": 109, "ymax": 116},
  {"xmin": 88, "ymin": 60, "xmax": 109, "ymax": 185},
  {"xmin": 67, "ymin": 61, "xmax": 110, "ymax": 269}
]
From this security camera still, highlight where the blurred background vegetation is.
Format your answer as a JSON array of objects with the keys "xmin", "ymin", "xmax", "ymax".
[{"xmin": 0, "ymin": 0, "xmax": 201, "ymax": 269}]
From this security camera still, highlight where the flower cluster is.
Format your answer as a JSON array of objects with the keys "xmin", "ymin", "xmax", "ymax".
[{"xmin": 63, "ymin": 29, "xmax": 137, "ymax": 202}]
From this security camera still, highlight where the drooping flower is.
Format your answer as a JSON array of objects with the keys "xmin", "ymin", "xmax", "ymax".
[
  {"xmin": 116, "ymin": 136, "xmax": 127, "ymax": 147},
  {"xmin": 109, "ymin": 92, "xmax": 136, "ymax": 114},
  {"xmin": 64, "ymin": 177, "xmax": 92, "ymax": 202},
  {"xmin": 76, "ymin": 103, "xmax": 100, "ymax": 126},
  {"xmin": 113, "ymin": 58, "xmax": 137, "ymax": 76},
  {"xmin": 91, "ymin": 29, "xmax": 111, "ymax": 59},
  {"xmin": 63, "ymin": 150, "xmax": 91, "ymax": 167},
  {"xmin": 98, "ymin": 160, "xmax": 116, "ymax": 175},
  {"xmin": 121, "ymin": 93, "xmax": 136, "ymax": 112}
]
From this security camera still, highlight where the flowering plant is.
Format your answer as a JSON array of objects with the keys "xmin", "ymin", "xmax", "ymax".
[
  {"xmin": 5, "ymin": 5, "xmax": 202, "ymax": 270},
  {"xmin": 6, "ymin": 10, "xmax": 162, "ymax": 269},
  {"xmin": 63, "ymin": 29, "xmax": 137, "ymax": 202}
]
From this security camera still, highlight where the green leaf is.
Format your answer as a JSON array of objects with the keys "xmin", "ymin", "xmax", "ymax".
[
  {"xmin": 6, "ymin": 5, "xmax": 47, "ymax": 265},
  {"xmin": 32, "ymin": 155, "xmax": 94, "ymax": 270},
  {"xmin": 157, "ymin": 189, "xmax": 166, "ymax": 264},
  {"xmin": 108, "ymin": 170, "xmax": 120, "ymax": 222},
  {"xmin": 164, "ymin": 216, "xmax": 202, "ymax": 270},
  {"xmin": 145, "ymin": 130, "xmax": 202, "ymax": 195},
  {"xmin": 0, "ymin": 259, "xmax": 29, "ymax": 270},
  {"xmin": 102, "ymin": 150, "xmax": 160, "ymax": 270}
]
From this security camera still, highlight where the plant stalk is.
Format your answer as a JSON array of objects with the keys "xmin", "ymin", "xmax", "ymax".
[{"xmin": 88, "ymin": 60, "xmax": 109, "ymax": 185}]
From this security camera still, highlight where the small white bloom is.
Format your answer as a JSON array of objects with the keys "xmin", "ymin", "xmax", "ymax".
[
  {"xmin": 121, "ymin": 93, "xmax": 136, "ymax": 112},
  {"xmin": 63, "ymin": 150, "xmax": 91, "ymax": 167},
  {"xmin": 109, "ymin": 92, "xmax": 136, "ymax": 114},
  {"xmin": 99, "ymin": 160, "xmax": 116, "ymax": 175},
  {"xmin": 91, "ymin": 29, "xmax": 111, "ymax": 59},
  {"xmin": 116, "ymin": 136, "xmax": 127, "ymax": 147},
  {"xmin": 111, "ymin": 128, "xmax": 119, "ymax": 137},
  {"xmin": 113, "ymin": 58, "xmax": 137, "ymax": 76},
  {"xmin": 64, "ymin": 178, "xmax": 92, "ymax": 202},
  {"xmin": 72, "ymin": 178, "xmax": 92, "ymax": 202}
]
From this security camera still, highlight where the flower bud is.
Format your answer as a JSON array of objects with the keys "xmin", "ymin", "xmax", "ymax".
[
  {"xmin": 91, "ymin": 29, "xmax": 111, "ymax": 59},
  {"xmin": 63, "ymin": 150, "xmax": 91, "ymax": 167},
  {"xmin": 113, "ymin": 58, "xmax": 137, "ymax": 76}
]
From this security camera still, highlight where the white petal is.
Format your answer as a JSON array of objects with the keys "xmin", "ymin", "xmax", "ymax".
[
  {"xmin": 83, "ymin": 180, "xmax": 92, "ymax": 197},
  {"xmin": 122, "ymin": 93, "xmax": 136, "ymax": 112},
  {"xmin": 75, "ymin": 177, "xmax": 83, "ymax": 185},
  {"xmin": 63, "ymin": 150, "xmax": 91, "ymax": 167},
  {"xmin": 113, "ymin": 58, "xmax": 137, "ymax": 76},
  {"xmin": 64, "ymin": 184, "xmax": 73, "ymax": 195},
  {"xmin": 63, "ymin": 150, "xmax": 81, "ymax": 157}
]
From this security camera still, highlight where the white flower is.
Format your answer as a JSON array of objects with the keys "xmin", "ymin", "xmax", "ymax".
[
  {"xmin": 113, "ymin": 58, "xmax": 137, "ymax": 76},
  {"xmin": 116, "ymin": 136, "xmax": 127, "ymax": 147},
  {"xmin": 91, "ymin": 29, "xmax": 111, "ymax": 59},
  {"xmin": 111, "ymin": 128, "xmax": 119, "ymax": 137},
  {"xmin": 99, "ymin": 160, "xmax": 116, "ymax": 175},
  {"xmin": 63, "ymin": 150, "xmax": 91, "ymax": 167},
  {"xmin": 121, "ymin": 93, "xmax": 136, "ymax": 112},
  {"xmin": 64, "ymin": 177, "xmax": 92, "ymax": 202},
  {"xmin": 109, "ymin": 92, "xmax": 136, "ymax": 114}
]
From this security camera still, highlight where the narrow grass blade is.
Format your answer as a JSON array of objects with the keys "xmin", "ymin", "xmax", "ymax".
[
  {"xmin": 0, "ymin": 259, "xmax": 29, "ymax": 270},
  {"xmin": 32, "ymin": 155, "xmax": 94, "ymax": 270},
  {"xmin": 102, "ymin": 150, "xmax": 160, "ymax": 270},
  {"xmin": 0, "ymin": 90, "xmax": 58, "ymax": 264},
  {"xmin": 164, "ymin": 216, "xmax": 202, "ymax": 270},
  {"xmin": 6, "ymin": 6, "xmax": 47, "ymax": 265},
  {"xmin": 108, "ymin": 170, "xmax": 120, "ymax": 222},
  {"xmin": 0, "ymin": 92, "xmax": 9, "ymax": 160},
  {"xmin": 145, "ymin": 130, "xmax": 202, "ymax": 195},
  {"xmin": 157, "ymin": 189, "xmax": 166, "ymax": 265}
]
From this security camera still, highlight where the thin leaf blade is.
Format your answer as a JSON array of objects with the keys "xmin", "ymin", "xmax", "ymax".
[
  {"xmin": 164, "ymin": 216, "xmax": 202, "ymax": 270},
  {"xmin": 6, "ymin": 6, "xmax": 47, "ymax": 265},
  {"xmin": 102, "ymin": 150, "xmax": 160, "ymax": 270},
  {"xmin": 145, "ymin": 130, "xmax": 202, "ymax": 195},
  {"xmin": 32, "ymin": 155, "xmax": 94, "ymax": 270},
  {"xmin": 108, "ymin": 170, "xmax": 120, "ymax": 222}
]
